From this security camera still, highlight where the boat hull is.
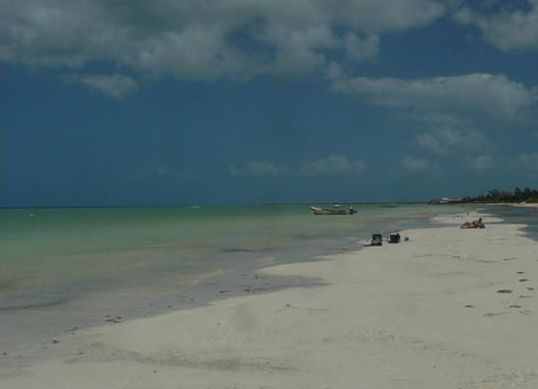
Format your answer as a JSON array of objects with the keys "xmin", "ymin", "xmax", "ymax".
[{"xmin": 310, "ymin": 206, "xmax": 355, "ymax": 215}]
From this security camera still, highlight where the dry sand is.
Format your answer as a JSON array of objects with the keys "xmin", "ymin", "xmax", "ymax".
[{"xmin": 3, "ymin": 212, "xmax": 538, "ymax": 388}]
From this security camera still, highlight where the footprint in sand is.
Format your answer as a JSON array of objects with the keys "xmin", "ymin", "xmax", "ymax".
[{"xmin": 483, "ymin": 312, "xmax": 509, "ymax": 317}]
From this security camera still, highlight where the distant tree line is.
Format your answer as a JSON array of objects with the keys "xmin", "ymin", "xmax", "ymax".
[{"xmin": 463, "ymin": 187, "xmax": 538, "ymax": 203}]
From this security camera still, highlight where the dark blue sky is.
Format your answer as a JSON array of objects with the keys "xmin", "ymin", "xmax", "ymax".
[{"xmin": 2, "ymin": 0, "xmax": 538, "ymax": 206}]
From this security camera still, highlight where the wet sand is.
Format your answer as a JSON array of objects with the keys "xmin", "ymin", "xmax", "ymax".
[{"xmin": 3, "ymin": 212, "xmax": 538, "ymax": 388}]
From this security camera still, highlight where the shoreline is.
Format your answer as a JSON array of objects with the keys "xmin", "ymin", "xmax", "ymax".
[
  {"xmin": 0, "ymin": 206, "xmax": 447, "ymax": 357},
  {"xmin": 507, "ymin": 203, "xmax": 538, "ymax": 209},
  {"xmin": 3, "ymin": 210, "xmax": 538, "ymax": 388}
]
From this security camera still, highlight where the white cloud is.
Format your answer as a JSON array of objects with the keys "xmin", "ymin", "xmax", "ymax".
[
  {"xmin": 301, "ymin": 155, "xmax": 366, "ymax": 176},
  {"xmin": 401, "ymin": 155, "xmax": 430, "ymax": 172},
  {"xmin": 325, "ymin": 61, "xmax": 349, "ymax": 80},
  {"xmin": 334, "ymin": 0, "xmax": 445, "ymax": 32},
  {"xmin": 454, "ymin": 0, "xmax": 538, "ymax": 52},
  {"xmin": 345, "ymin": 33, "xmax": 379, "ymax": 62},
  {"xmin": 1, "ymin": 0, "xmax": 445, "ymax": 82},
  {"xmin": 415, "ymin": 127, "xmax": 493, "ymax": 155},
  {"xmin": 229, "ymin": 161, "xmax": 280, "ymax": 178},
  {"xmin": 63, "ymin": 73, "xmax": 140, "ymax": 99},
  {"xmin": 331, "ymin": 73, "xmax": 537, "ymax": 124},
  {"xmin": 465, "ymin": 155, "xmax": 495, "ymax": 171}
]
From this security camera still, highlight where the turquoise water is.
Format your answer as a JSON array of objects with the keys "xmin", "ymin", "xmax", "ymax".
[
  {"xmin": 0, "ymin": 203, "xmax": 472, "ymax": 351},
  {"xmin": 485, "ymin": 205, "xmax": 538, "ymax": 241}
]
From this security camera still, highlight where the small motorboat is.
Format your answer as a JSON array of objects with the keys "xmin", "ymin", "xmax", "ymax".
[{"xmin": 310, "ymin": 206, "xmax": 356, "ymax": 215}]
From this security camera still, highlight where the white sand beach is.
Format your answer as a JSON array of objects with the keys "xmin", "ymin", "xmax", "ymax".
[
  {"xmin": 510, "ymin": 203, "xmax": 538, "ymax": 209},
  {"xmin": 3, "ymin": 212, "xmax": 538, "ymax": 388}
]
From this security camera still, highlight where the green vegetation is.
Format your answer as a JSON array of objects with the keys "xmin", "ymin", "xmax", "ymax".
[{"xmin": 463, "ymin": 188, "xmax": 538, "ymax": 203}]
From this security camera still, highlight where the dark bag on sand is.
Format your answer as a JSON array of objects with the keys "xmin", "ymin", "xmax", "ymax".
[
  {"xmin": 389, "ymin": 232, "xmax": 401, "ymax": 244},
  {"xmin": 371, "ymin": 233, "xmax": 383, "ymax": 246}
]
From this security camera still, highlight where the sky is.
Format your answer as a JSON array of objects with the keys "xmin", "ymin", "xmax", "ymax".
[{"xmin": 1, "ymin": 0, "xmax": 538, "ymax": 207}]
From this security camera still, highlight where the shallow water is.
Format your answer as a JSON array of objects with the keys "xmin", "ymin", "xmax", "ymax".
[
  {"xmin": 484, "ymin": 205, "xmax": 538, "ymax": 242},
  {"xmin": 0, "ymin": 203, "xmax": 474, "ymax": 352}
]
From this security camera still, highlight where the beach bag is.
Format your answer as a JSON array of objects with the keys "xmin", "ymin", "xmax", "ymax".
[
  {"xmin": 371, "ymin": 233, "xmax": 383, "ymax": 246},
  {"xmin": 389, "ymin": 232, "xmax": 401, "ymax": 243}
]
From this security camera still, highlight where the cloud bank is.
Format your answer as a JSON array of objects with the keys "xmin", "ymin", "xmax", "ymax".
[
  {"xmin": 455, "ymin": 0, "xmax": 538, "ymax": 52},
  {"xmin": 331, "ymin": 73, "xmax": 537, "ymax": 124},
  {"xmin": 1, "ymin": 0, "xmax": 444, "ymax": 82},
  {"xmin": 415, "ymin": 128, "xmax": 493, "ymax": 156},
  {"xmin": 63, "ymin": 73, "xmax": 140, "ymax": 99}
]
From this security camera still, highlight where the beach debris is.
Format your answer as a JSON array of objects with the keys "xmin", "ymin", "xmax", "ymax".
[
  {"xmin": 464, "ymin": 304, "xmax": 474, "ymax": 308},
  {"xmin": 526, "ymin": 287, "xmax": 535, "ymax": 291},
  {"xmin": 52, "ymin": 339, "xmax": 59, "ymax": 344},
  {"xmin": 65, "ymin": 326, "xmax": 79, "ymax": 332},
  {"xmin": 218, "ymin": 289, "xmax": 230, "ymax": 294},
  {"xmin": 497, "ymin": 289, "xmax": 513, "ymax": 293},
  {"xmin": 105, "ymin": 316, "xmax": 124, "ymax": 324},
  {"xmin": 519, "ymin": 295, "xmax": 533, "ymax": 299},
  {"xmin": 519, "ymin": 278, "xmax": 529, "ymax": 282},
  {"xmin": 509, "ymin": 304, "xmax": 522, "ymax": 308},
  {"xmin": 517, "ymin": 271, "xmax": 525, "ymax": 274}
]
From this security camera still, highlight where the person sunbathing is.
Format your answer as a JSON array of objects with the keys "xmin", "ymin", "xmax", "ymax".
[{"xmin": 460, "ymin": 217, "xmax": 485, "ymax": 229}]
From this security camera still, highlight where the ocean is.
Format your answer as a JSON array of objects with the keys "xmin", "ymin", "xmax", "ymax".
[{"xmin": 0, "ymin": 203, "xmax": 522, "ymax": 353}]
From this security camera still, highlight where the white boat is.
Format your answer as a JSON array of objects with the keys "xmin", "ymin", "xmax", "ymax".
[
  {"xmin": 310, "ymin": 206, "xmax": 356, "ymax": 215},
  {"xmin": 437, "ymin": 197, "xmax": 463, "ymax": 204}
]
